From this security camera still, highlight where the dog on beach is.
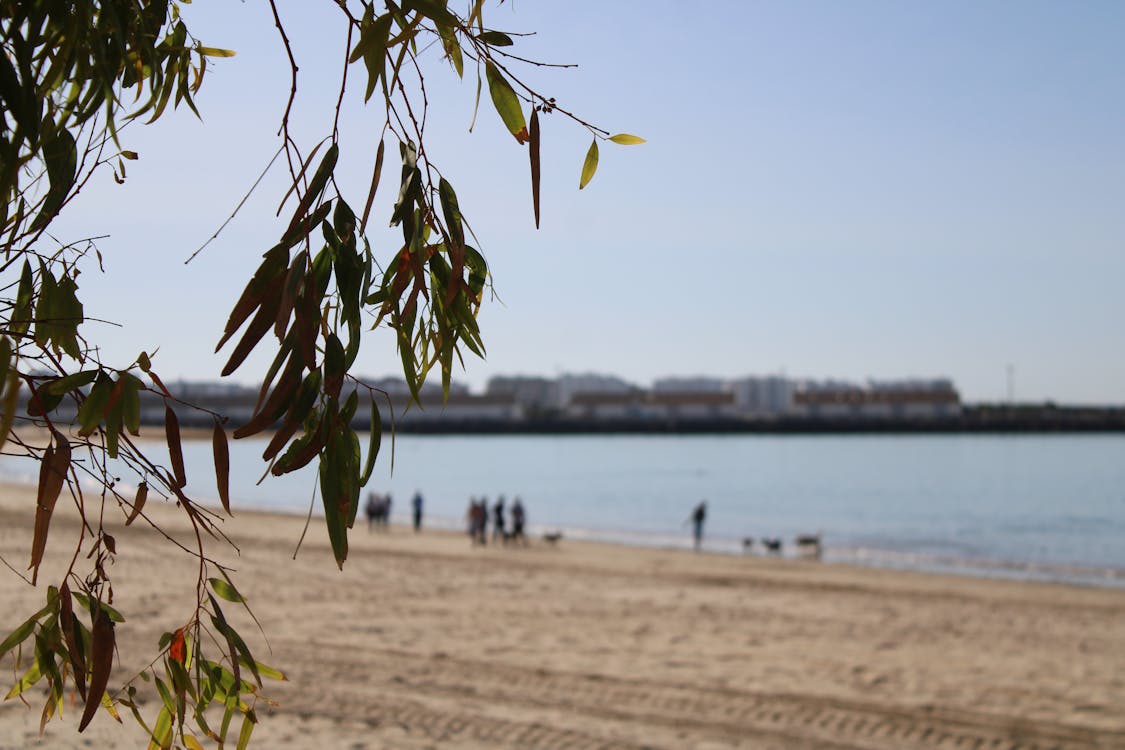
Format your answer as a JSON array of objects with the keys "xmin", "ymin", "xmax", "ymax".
[
  {"xmin": 761, "ymin": 537, "xmax": 783, "ymax": 554},
  {"xmin": 795, "ymin": 533, "xmax": 822, "ymax": 559},
  {"xmin": 542, "ymin": 531, "xmax": 563, "ymax": 546}
]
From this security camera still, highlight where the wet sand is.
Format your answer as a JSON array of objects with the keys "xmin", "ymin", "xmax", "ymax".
[{"xmin": 1, "ymin": 479, "xmax": 1124, "ymax": 749}]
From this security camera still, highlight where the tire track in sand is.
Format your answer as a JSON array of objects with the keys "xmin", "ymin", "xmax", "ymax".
[{"xmin": 288, "ymin": 642, "xmax": 1124, "ymax": 750}]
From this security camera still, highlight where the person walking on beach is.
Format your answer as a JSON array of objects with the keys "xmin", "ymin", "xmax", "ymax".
[
  {"xmin": 365, "ymin": 492, "xmax": 379, "ymax": 532},
  {"xmin": 412, "ymin": 490, "xmax": 424, "ymax": 532},
  {"xmin": 467, "ymin": 497, "xmax": 487, "ymax": 546},
  {"xmin": 381, "ymin": 493, "xmax": 393, "ymax": 529},
  {"xmin": 492, "ymin": 495, "xmax": 507, "ymax": 544},
  {"xmin": 511, "ymin": 497, "xmax": 527, "ymax": 546},
  {"xmin": 688, "ymin": 500, "xmax": 707, "ymax": 551},
  {"xmin": 477, "ymin": 496, "xmax": 489, "ymax": 545}
]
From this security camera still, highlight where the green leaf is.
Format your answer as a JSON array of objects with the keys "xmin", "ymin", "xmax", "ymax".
[
  {"xmin": 5, "ymin": 660, "xmax": 43, "ymax": 699},
  {"xmin": 198, "ymin": 46, "xmax": 236, "ymax": 58},
  {"xmin": 148, "ymin": 705, "xmax": 174, "ymax": 750},
  {"xmin": 608, "ymin": 133, "xmax": 646, "ymax": 145},
  {"xmin": 437, "ymin": 178, "xmax": 464, "ymax": 248},
  {"xmin": 72, "ymin": 592, "xmax": 126, "ymax": 623},
  {"xmin": 359, "ymin": 398, "xmax": 381, "ymax": 487},
  {"xmin": 361, "ymin": 15, "xmax": 393, "ymax": 102},
  {"xmin": 236, "ymin": 710, "xmax": 256, "ymax": 750},
  {"xmin": 209, "ymin": 577, "xmax": 245, "ymax": 604},
  {"xmin": 45, "ymin": 369, "xmax": 98, "ymax": 396},
  {"xmin": 238, "ymin": 658, "xmax": 288, "ymax": 682},
  {"xmin": 477, "ymin": 30, "xmax": 514, "ymax": 46},
  {"xmin": 579, "ymin": 138, "xmax": 599, "ymax": 189},
  {"xmin": 485, "ymin": 62, "xmax": 528, "ymax": 143},
  {"xmin": 11, "ymin": 261, "xmax": 33, "ymax": 335},
  {"xmin": 76, "ymin": 374, "xmax": 112, "ymax": 436},
  {"xmin": 468, "ymin": 68, "xmax": 483, "ymax": 132},
  {"xmin": 0, "ymin": 615, "xmax": 38, "ymax": 661},
  {"xmin": 31, "ymin": 127, "xmax": 78, "ymax": 231},
  {"xmin": 122, "ymin": 374, "xmax": 142, "ymax": 436},
  {"xmin": 319, "ymin": 434, "xmax": 349, "ymax": 569}
]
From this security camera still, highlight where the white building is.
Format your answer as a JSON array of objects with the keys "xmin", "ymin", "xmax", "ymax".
[
  {"xmin": 728, "ymin": 376, "xmax": 795, "ymax": 416},
  {"xmin": 486, "ymin": 375, "xmax": 559, "ymax": 414}
]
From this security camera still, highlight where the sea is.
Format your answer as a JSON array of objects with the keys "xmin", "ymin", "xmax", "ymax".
[{"xmin": 3, "ymin": 433, "xmax": 1124, "ymax": 588}]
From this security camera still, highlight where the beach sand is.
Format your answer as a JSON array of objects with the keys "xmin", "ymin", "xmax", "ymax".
[{"xmin": 1, "ymin": 479, "xmax": 1123, "ymax": 750}]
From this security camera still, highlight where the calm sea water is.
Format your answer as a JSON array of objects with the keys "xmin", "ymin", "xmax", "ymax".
[{"xmin": 4, "ymin": 433, "xmax": 1124, "ymax": 587}]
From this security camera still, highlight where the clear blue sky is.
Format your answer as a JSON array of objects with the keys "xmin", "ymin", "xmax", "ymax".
[{"xmin": 55, "ymin": 1, "xmax": 1125, "ymax": 404}]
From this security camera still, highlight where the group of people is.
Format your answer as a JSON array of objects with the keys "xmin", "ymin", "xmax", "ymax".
[
  {"xmin": 466, "ymin": 495, "xmax": 527, "ymax": 546},
  {"xmin": 365, "ymin": 490, "xmax": 425, "ymax": 532}
]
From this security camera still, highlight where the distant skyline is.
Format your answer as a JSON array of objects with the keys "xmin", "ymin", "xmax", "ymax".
[{"xmin": 51, "ymin": 1, "xmax": 1125, "ymax": 404}]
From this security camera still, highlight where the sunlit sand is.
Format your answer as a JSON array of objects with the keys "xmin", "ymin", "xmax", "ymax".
[{"xmin": 1, "ymin": 481, "xmax": 1123, "ymax": 749}]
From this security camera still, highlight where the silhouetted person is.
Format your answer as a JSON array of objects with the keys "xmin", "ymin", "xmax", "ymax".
[
  {"xmin": 364, "ymin": 492, "xmax": 379, "ymax": 531},
  {"xmin": 511, "ymin": 497, "xmax": 527, "ymax": 546},
  {"xmin": 492, "ymin": 496, "xmax": 506, "ymax": 543},
  {"xmin": 412, "ymin": 490, "xmax": 424, "ymax": 532},
  {"xmin": 688, "ymin": 500, "xmax": 707, "ymax": 551},
  {"xmin": 477, "ymin": 496, "xmax": 489, "ymax": 545},
  {"xmin": 468, "ymin": 497, "xmax": 487, "ymax": 546}
]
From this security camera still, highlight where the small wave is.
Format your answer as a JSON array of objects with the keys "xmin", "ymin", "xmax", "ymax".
[{"xmin": 828, "ymin": 545, "xmax": 1125, "ymax": 588}]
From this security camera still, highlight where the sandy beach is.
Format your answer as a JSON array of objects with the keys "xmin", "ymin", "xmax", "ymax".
[{"xmin": 1, "ymin": 479, "xmax": 1124, "ymax": 750}]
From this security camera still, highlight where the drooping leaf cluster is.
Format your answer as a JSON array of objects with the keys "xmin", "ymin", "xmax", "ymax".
[{"xmin": 0, "ymin": 1, "xmax": 641, "ymax": 746}]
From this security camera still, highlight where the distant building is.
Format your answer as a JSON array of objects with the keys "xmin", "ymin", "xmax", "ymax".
[
  {"xmin": 729, "ymin": 376, "xmax": 794, "ymax": 416},
  {"xmin": 486, "ymin": 375, "xmax": 559, "ymax": 414},
  {"xmin": 647, "ymin": 390, "xmax": 738, "ymax": 420},
  {"xmin": 790, "ymin": 378, "xmax": 961, "ymax": 419},
  {"xmin": 390, "ymin": 392, "xmax": 523, "ymax": 424},
  {"xmin": 566, "ymin": 389, "xmax": 737, "ymax": 421},
  {"xmin": 556, "ymin": 373, "xmax": 636, "ymax": 410},
  {"xmin": 357, "ymin": 375, "xmax": 468, "ymax": 397},
  {"xmin": 652, "ymin": 376, "xmax": 726, "ymax": 393}
]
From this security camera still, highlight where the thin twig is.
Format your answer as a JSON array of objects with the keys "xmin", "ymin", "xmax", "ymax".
[{"xmin": 185, "ymin": 145, "xmax": 285, "ymax": 265}]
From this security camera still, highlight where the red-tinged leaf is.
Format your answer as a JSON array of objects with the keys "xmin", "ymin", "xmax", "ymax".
[
  {"xmin": 220, "ymin": 280, "xmax": 284, "ymax": 377},
  {"xmin": 233, "ymin": 357, "xmax": 303, "ymax": 439},
  {"xmin": 262, "ymin": 419, "xmax": 299, "ymax": 462},
  {"xmin": 216, "ymin": 245, "xmax": 290, "ymax": 353},
  {"xmin": 169, "ymin": 628, "xmax": 186, "ymax": 664},
  {"xmin": 30, "ymin": 432, "xmax": 70, "ymax": 584},
  {"xmin": 148, "ymin": 370, "xmax": 172, "ymax": 398},
  {"xmin": 165, "ymin": 406, "xmax": 186, "ymax": 488},
  {"xmin": 126, "ymin": 482, "xmax": 148, "ymax": 525},
  {"xmin": 59, "ymin": 581, "xmax": 87, "ymax": 702},
  {"xmin": 78, "ymin": 606, "xmax": 115, "ymax": 732},
  {"xmin": 213, "ymin": 422, "xmax": 230, "ymax": 514},
  {"xmin": 529, "ymin": 108, "xmax": 541, "ymax": 228}
]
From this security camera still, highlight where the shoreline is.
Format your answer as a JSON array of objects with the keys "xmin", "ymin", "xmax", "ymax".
[
  {"xmin": 1, "ymin": 480, "xmax": 1124, "ymax": 748},
  {"xmin": 2, "ymin": 442, "xmax": 1123, "ymax": 592}
]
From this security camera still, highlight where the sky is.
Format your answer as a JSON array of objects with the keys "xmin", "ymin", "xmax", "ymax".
[{"xmin": 53, "ymin": 1, "xmax": 1125, "ymax": 404}]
